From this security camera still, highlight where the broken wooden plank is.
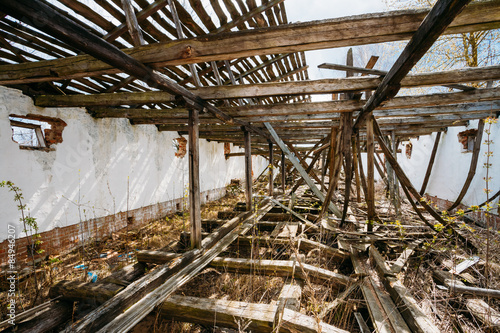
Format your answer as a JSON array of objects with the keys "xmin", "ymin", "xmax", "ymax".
[
  {"xmin": 351, "ymin": 251, "xmax": 401, "ymax": 333},
  {"xmin": 390, "ymin": 240, "xmax": 423, "ymax": 274},
  {"xmin": 264, "ymin": 122, "xmax": 342, "ymax": 217},
  {"xmin": 160, "ymin": 294, "xmax": 348, "ymax": 333},
  {"xmin": 370, "ymin": 247, "xmax": 441, "ymax": 333},
  {"xmin": 210, "ymin": 257, "xmax": 353, "ymax": 287},
  {"xmin": 354, "ymin": 312, "xmax": 371, "ymax": 333},
  {"xmin": 95, "ymin": 201, "xmax": 273, "ymax": 332}
]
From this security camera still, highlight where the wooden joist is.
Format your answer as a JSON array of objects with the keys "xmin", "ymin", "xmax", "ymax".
[
  {"xmin": 160, "ymin": 294, "xmax": 349, "ymax": 333},
  {"xmin": 94, "ymin": 201, "xmax": 273, "ymax": 332},
  {"xmin": 1, "ymin": 1, "xmax": 499, "ymax": 85},
  {"xmin": 354, "ymin": 0, "xmax": 473, "ymax": 128},
  {"xmin": 370, "ymin": 246, "xmax": 441, "ymax": 333},
  {"xmin": 351, "ymin": 250, "xmax": 412, "ymax": 333},
  {"xmin": 35, "ymin": 66, "xmax": 500, "ymax": 107},
  {"xmin": 209, "ymin": 257, "xmax": 354, "ymax": 287}
]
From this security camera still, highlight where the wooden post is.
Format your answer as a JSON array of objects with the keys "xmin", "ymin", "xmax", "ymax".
[
  {"xmin": 281, "ymin": 152, "xmax": 286, "ymax": 194},
  {"xmin": 321, "ymin": 150, "xmax": 327, "ymax": 192},
  {"xmin": 244, "ymin": 129, "xmax": 253, "ymax": 211},
  {"xmin": 356, "ymin": 133, "xmax": 368, "ymax": 199},
  {"xmin": 366, "ymin": 117, "xmax": 376, "ymax": 231},
  {"xmin": 340, "ymin": 112, "xmax": 352, "ymax": 227},
  {"xmin": 269, "ymin": 141, "xmax": 274, "ymax": 196},
  {"xmin": 189, "ymin": 108, "xmax": 201, "ymax": 249},
  {"xmin": 352, "ymin": 137, "xmax": 361, "ymax": 203},
  {"xmin": 420, "ymin": 131, "xmax": 442, "ymax": 195},
  {"xmin": 391, "ymin": 131, "xmax": 400, "ymax": 216}
]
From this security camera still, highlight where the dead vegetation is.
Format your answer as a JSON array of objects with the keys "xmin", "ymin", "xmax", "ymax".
[{"xmin": 1, "ymin": 174, "xmax": 500, "ymax": 332}]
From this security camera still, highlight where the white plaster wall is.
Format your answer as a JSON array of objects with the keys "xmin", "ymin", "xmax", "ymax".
[
  {"xmin": 0, "ymin": 86, "xmax": 267, "ymax": 241},
  {"xmin": 397, "ymin": 119, "xmax": 500, "ymax": 213}
]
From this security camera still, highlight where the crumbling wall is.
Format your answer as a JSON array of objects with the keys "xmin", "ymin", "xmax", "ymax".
[
  {"xmin": 0, "ymin": 86, "xmax": 267, "ymax": 256},
  {"xmin": 398, "ymin": 119, "xmax": 500, "ymax": 213}
]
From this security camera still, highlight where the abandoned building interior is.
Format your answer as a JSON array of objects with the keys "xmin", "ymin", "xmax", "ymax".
[{"xmin": 0, "ymin": 0, "xmax": 500, "ymax": 331}]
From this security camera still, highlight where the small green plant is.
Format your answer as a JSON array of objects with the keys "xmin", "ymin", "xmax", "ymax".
[{"xmin": 0, "ymin": 181, "xmax": 43, "ymax": 305}]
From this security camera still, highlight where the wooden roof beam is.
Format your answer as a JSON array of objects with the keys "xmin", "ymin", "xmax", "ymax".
[
  {"xmin": 35, "ymin": 65, "xmax": 500, "ymax": 107},
  {"xmin": 0, "ymin": 0, "xmax": 272, "ymax": 142},
  {"xmin": 353, "ymin": 0, "xmax": 473, "ymax": 128},
  {"xmin": 91, "ymin": 88, "xmax": 500, "ymax": 123},
  {"xmin": 1, "ymin": 0, "xmax": 499, "ymax": 85},
  {"xmin": 319, "ymin": 62, "xmax": 475, "ymax": 91}
]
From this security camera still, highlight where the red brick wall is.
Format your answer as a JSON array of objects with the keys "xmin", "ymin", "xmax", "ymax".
[
  {"xmin": 425, "ymin": 194, "xmax": 500, "ymax": 229},
  {"xmin": 0, "ymin": 187, "xmax": 226, "ymax": 268}
]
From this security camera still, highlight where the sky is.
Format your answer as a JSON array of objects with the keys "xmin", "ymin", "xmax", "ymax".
[
  {"xmin": 285, "ymin": 0, "xmax": 389, "ymax": 81},
  {"xmin": 281, "ymin": 0, "xmax": 391, "ymax": 100}
]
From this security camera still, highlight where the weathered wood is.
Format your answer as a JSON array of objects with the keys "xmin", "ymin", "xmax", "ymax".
[
  {"xmin": 35, "ymin": 65, "xmax": 500, "ymax": 107},
  {"xmin": 366, "ymin": 116, "xmax": 376, "ymax": 230},
  {"xmin": 448, "ymin": 118, "xmax": 485, "ymax": 211},
  {"xmin": 390, "ymin": 240, "xmax": 422, "ymax": 274},
  {"xmin": 210, "ymin": 257, "xmax": 353, "ymax": 287},
  {"xmin": 465, "ymin": 298, "xmax": 500, "ymax": 328},
  {"xmin": 160, "ymin": 294, "xmax": 348, "ymax": 333},
  {"xmin": 189, "ymin": 108, "xmax": 202, "ymax": 249},
  {"xmin": 339, "ymin": 49, "xmax": 354, "ymax": 227},
  {"xmin": 2, "ymin": 2, "xmax": 499, "ymax": 85},
  {"xmin": 269, "ymin": 141, "xmax": 274, "ymax": 196},
  {"xmin": 354, "ymin": 0, "xmax": 473, "ymax": 128},
  {"xmin": 136, "ymin": 250, "xmax": 180, "ymax": 265},
  {"xmin": 90, "ymin": 90, "xmax": 500, "ymax": 123},
  {"xmin": 277, "ymin": 282, "xmax": 302, "ymax": 312},
  {"xmin": 0, "ymin": 0, "xmax": 271, "ymax": 143},
  {"xmin": 354, "ymin": 312, "xmax": 371, "ymax": 333},
  {"xmin": 351, "ymin": 251, "xmax": 407, "ymax": 333},
  {"xmin": 244, "ymin": 129, "xmax": 253, "ymax": 211},
  {"xmin": 317, "ymin": 127, "xmax": 343, "ymax": 221},
  {"xmin": 320, "ymin": 62, "xmax": 474, "ymax": 91},
  {"xmin": 96, "ymin": 201, "xmax": 273, "ymax": 332},
  {"xmin": 370, "ymin": 246, "xmax": 441, "ymax": 333},
  {"xmin": 120, "ymin": 0, "xmax": 145, "ymax": 46},
  {"xmin": 433, "ymin": 270, "xmax": 500, "ymax": 327},
  {"xmin": 264, "ymin": 122, "xmax": 342, "ymax": 217}
]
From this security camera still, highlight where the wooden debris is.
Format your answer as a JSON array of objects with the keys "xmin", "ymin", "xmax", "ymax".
[
  {"xmin": 370, "ymin": 246, "xmax": 440, "ymax": 333},
  {"xmin": 160, "ymin": 295, "xmax": 349, "ymax": 333},
  {"xmin": 210, "ymin": 257, "xmax": 353, "ymax": 287}
]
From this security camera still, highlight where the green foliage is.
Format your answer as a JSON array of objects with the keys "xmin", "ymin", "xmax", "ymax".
[{"xmin": 0, "ymin": 181, "xmax": 43, "ymax": 254}]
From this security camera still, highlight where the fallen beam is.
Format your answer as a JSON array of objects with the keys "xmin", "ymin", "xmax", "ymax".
[
  {"xmin": 160, "ymin": 295, "xmax": 349, "ymax": 333},
  {"xmin": 370, "ymin": 246, "xmax": 441, "ymax": 333},
  {"xmin": 94, "ymin": 201, "xmax": 273, "ymax": 332},
  {"xmin": 209, "ymin": 257, "xmax": 354, "ymax": 287}
]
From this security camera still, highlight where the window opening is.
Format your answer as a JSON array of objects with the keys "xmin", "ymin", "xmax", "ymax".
[
  {"xmin": 10, "ymin": 116, "xmax": 49, "ymax": 148},
  {"xmin": 9, "ymin": 114, "xmax": 66, "ymax": 150},
  {"xmin": 457, "ymin": 128, "xmax": 478, "ymax": 153}
]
